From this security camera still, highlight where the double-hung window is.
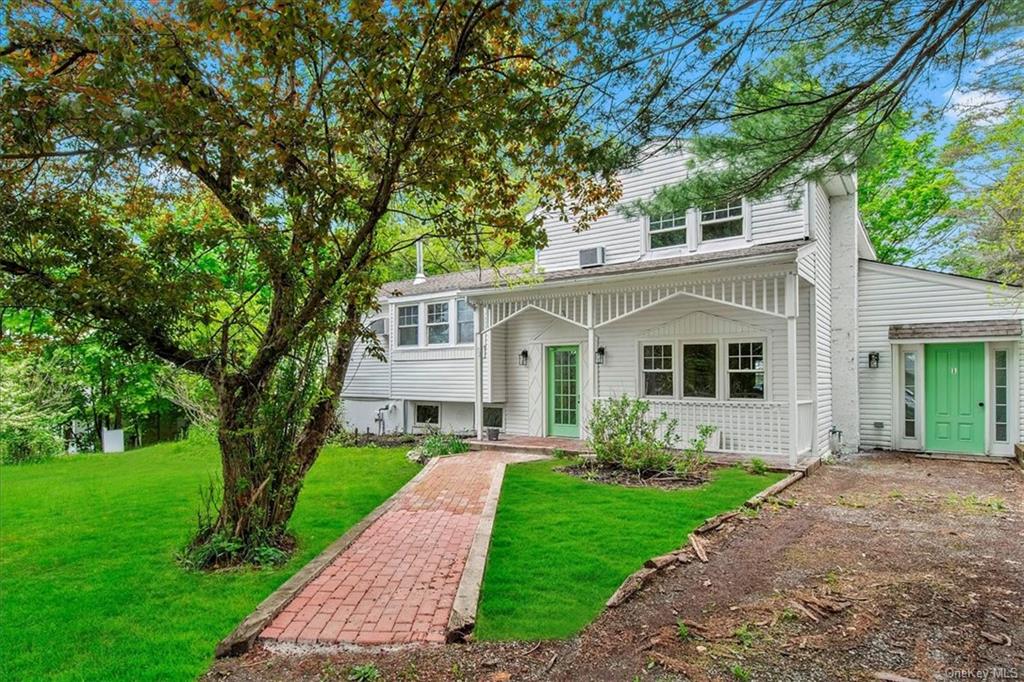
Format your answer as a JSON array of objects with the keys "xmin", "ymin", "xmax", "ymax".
[
  {"xmin": 647, "ymin": 211, "xmax": 687, "ymax": 250},
  {"xmin": 456, "ymin": 299, "xmax": 474, "ymax": 344},
  {"xmin": 426, "ymin": 302, "xmax": 450, "ymax": 345},
  {"xmin": 700, "ymin": 200, "xmax": 744, "ymax": 241},
  {"xmin": 397, "ymin": 305, "xmax": 419, "ymax": 346},
  {"xmin": 727, "ymin": 341, "xmax": 765, "ymax": 399},
  {"xmin": 641, "ymin": 344, "xmax": 674, "ymax": 396}
]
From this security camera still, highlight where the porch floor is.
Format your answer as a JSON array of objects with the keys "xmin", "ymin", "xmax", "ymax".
[{"xmin": 468, "ymin": 435, "xmax": 817, "ymax": 473}]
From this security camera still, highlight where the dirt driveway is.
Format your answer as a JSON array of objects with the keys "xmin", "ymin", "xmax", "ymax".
[{"xmin": 206, "ymin": 453, "xmax": 1023, "ymax": 681}]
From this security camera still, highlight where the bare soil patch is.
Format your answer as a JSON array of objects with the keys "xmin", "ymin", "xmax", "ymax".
[{"xmin": 205, "ymin": 453, "xmax": 1023, "ymax": 681}]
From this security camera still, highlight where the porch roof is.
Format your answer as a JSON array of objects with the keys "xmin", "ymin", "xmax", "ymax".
[
  {"xmin": 381, "ymin": 239, "xmax": 806, "ymax": 299},
  {"xmin": 888, "ymin": 319, "xmax": 1023, "ymax": 340}
]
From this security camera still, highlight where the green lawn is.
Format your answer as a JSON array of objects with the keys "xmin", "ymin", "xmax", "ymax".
[
  {"xmin": 0, "ymin": 441, "xmax": 418, "ymax": 681},
  {"xmin": 475, "ymin": 460, "xmax": 784, "ymax": 640}
]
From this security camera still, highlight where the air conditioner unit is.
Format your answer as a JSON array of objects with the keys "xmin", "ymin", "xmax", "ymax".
[{"xmin": 578, "ymin": 246, "xmax": 606, "ymax": 268}]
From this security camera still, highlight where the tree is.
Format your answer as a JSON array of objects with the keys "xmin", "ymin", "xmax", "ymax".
[
  {"xmin": 2, "ymin": 0, "xmax": 1012, "ymax": 566},
  {"xmin": 1, "ymin": 0, "xmax": 619, "ymax": 566},
  {"xmin": 858, "ymin": 119, "xmax": 960, "ymax": 265}
]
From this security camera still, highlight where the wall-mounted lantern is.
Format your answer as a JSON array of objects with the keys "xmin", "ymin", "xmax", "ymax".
[
  {"xmin": 519, "ymin": 349, "xmax": 529, "ymax": 366},
  {"xmin": 868, "ymin": 352, "xmax": 880, "ymax": 369},
  {"xmin": 595, "ymin": 346, "xmax": 606, "ymax": 365}
]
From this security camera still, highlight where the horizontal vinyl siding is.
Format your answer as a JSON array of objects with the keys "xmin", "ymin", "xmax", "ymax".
[
  {"xmin": 857, "ymin": 262, "xmax": 1023, "ymax": 449},
  {"xmin": 342, "ymin": 338, "xmax": 390, "ymax": 398},
  {"xmin": 535, "ymin": 148, "xmax": 809, "ymax": 272},
  {"xmin": 812, "ymin": 184, "xmax": 833, "ymax": 454},
  {"xmin": 502, "ymin": 310, "xmax": 587, "ymax": 436},
  {"xmin": 750, "ymin": 190, "xmax": 806, "ymax": 243},
  {"xmin": 391, "ymin": 355, "xmax": 475, "ymax": 402}
]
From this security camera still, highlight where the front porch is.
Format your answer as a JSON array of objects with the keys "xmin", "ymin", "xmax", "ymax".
[{"xmin": 466, "ymin": 258, "xmax": 824, "ymax": 469}]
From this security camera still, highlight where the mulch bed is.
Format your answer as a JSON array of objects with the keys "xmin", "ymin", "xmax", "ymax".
[{"xmin": 556, "ymin": 463, "xmax": 709, "ymax": 490}]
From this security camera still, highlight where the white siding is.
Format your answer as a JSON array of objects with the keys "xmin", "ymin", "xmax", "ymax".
[
  {"xmin": 749, "ymin": 191, "xmax": 806, "ymax": 243},
  {"xmin": 391, "ymin": 348, "xmax": 475, "ymax": 402},
  {"xmin": 535, "ymin": 148, "xmax": 809, "ymax": 272},
  {"xmin": 342, "ymin": 333, "xmax": 390, "ymax": 398},
  {"xmin": 857, "ymin": 262, "xmax": 1023, "ymax": 449},
  {"xmin": 340, "ymin": 398, "xmax": 401, "ymax": 434},
  {"xmin": 811, "ymin": 183, "xmax": 833, "ymax": 454},
  {"xmin": 501, "ymin": 309, "xmax": 587, "ymax": 436}
]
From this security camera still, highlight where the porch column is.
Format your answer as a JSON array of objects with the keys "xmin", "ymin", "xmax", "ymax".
[
  {"xmin": 786, "ymin": 273, "xmax": 799, "ymax": 467},
  {"xmin": 474, "ymin": 303, "xmax": 484, "ymax": 440},
  {"xmin": 586, "ymin": 292, "xmax": 596, "ymax": 439}
]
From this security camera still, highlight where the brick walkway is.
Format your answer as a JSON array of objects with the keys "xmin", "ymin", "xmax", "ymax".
[{"xmin": 260, "ymin": 451, "xmax": 541, "ymax": 646}]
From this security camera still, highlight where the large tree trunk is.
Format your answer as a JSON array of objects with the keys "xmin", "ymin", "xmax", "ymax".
[{"xmin": 182, "ymin": 311, "xmax": 360, "ymax": 569}]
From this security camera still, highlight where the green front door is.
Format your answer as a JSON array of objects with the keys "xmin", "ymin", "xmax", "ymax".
[
  {"xmin": 546, "ymin": 345, "xmax": 580, "ymax": 438},
  {"xmin": 925, "ymin": 342, "xmax": 986, "ymax": 454}
]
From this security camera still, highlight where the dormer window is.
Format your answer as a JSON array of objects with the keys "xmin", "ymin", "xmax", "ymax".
[
  {"xmin": 700, "ymin": 200, "xmax": 744, "ymax": 241},
  {"xmin": 647, "ymin": 211, "xmax": 687, "ymax": 250}
]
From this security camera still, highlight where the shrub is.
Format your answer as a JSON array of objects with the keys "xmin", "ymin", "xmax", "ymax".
[
  {"xmin": 674, "ymin": 424, "xmax": 715, "ymax": 478},
  {"xmin": 587, "ymin": 395, "xmax": 678, "ymax": 476},
  {"xmin": 420, "ymin": 431, "xmax": 469, "ymax": 458},
  {"xmin": 0, "ymin": 428, "xmax": 62, "ymax": 465},
  {"xmin": 743, "ymin": 457, "xmax": 768, "ymax": 475}
]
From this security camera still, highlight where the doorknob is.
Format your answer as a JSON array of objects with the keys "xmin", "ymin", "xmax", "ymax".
[{"xmin": 978, "ymin": 401, "xmax": 984, "ymax": 408}]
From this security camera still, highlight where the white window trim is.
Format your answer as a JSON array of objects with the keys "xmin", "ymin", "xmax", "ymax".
[
  {"xmin": 724, "ymin": 338, "xmax": 768, "ymax": 401},
  {"xmin": 413, "ymin": 402, "xmax": 441, "ymax": 429},
  {"xmin": 635, "ymin": 336, "xmax": 771, "ymax": 402},
  {"xmin": 644, "ymin": 211, "xmax": 689, "ymax": 253},
  {"xmin": 396, "ymin": 304, "xmax": 419, "ymax": 347},
  {"xmin": 697, "ymin": 198, "xmax": 749, "ymax": 246},
  {"xmin": 895, "ymin": 343, "xmax": 924, "ymax": 450},
  {"xmin": 680, "ymin": 341, "xmax": 719, "ymax": 400},
  {"xmin": 639, "ymin": 342, "xmax": 675, "ymax": 398},
  {"xmin": 456, "ymin": 298, "xmax": 475, "ymax": 345},
  {"xmin": 482, "ymin": 405, "xmax": 504, "ymax": 430},
  {"xmin": 989, "ymin": 342, "xmax": 1017, "ymax": 455},
  {"xmin": 426, "ymin": 301, "xmax": 451, "ymax": 346}
]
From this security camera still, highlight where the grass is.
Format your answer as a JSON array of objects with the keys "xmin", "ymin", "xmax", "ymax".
[
  {"xmin": 475, "ymin": 461, "xmax": 784, "ymax": 640},
  {"xmin": 0, "ymin": 440, "xmax": 418, "ymax": 681}
]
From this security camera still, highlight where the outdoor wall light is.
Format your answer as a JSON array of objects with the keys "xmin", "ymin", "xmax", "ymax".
[
  {"xmin": 519, "ymin": 349, "xmax": 529, "ymax": 366},
  {"xmin": 595, "ymin": 346, "xmax": 606, "ymax": 365},
  {"xmin": 868, "ymin": 352, "xmax": 880, "ymax": 369}
]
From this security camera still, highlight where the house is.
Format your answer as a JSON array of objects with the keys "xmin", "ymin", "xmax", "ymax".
[{"xmin": 341, "ymin": 146, "xmax": 1023, "ymax": 467}]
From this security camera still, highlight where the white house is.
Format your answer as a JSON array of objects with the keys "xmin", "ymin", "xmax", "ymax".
[{"xmin": 341, "ymin": 146, "xmax": 1023, "ymax": 467}]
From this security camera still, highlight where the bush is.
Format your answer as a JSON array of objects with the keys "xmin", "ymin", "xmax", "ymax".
[
  {"xmin": 0, "ymin": 428, "xmax": 62, "ymax": 465},
  {"xmin": 420, "ymin": 431, "xmax": 469, "ymax": 458},
  {"xmin": 587, "ymin": 395, "xmax": 678, "ymax": 476},
  {"xmin": 674, "ymin": 424, "xmax": 715, "ymax": 478}
]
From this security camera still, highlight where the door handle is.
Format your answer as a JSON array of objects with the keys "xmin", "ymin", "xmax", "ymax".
[{"xmin": 978, "ymin": 401, "xmax": 984, "ymax": 408}]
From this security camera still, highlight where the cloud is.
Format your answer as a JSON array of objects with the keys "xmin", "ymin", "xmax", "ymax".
[{"xmin": 945, "ymin": 89, "xmax": 1011, "ymax": 125}]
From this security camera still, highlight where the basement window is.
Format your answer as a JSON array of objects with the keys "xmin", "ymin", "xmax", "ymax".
[{"xmin": 415, "ymin": 403, "xmax": 440, "ymax": 427}]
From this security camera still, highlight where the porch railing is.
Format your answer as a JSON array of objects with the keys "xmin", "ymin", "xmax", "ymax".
[{"xmin": 608, "ymin": 397, "xmax": 788, "ymax": 457}]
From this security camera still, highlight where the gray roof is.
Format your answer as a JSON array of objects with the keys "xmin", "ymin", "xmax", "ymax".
[
  {"xmin": 889, "ymin": 319, "xmax": 1022, "ymax": 340},
  {"xmin": 384, "ymin": 239, "xmax": 806, "ymax": 298}
]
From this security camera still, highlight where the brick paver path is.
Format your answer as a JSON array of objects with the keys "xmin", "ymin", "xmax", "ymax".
[{"xmin": 260, "ymin": 451, "xmax": 540, "ymax": 646}]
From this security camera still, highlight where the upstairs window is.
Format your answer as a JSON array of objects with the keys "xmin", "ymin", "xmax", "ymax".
[
  {"xmin": 727, "ymin": 341, "xmax": 765, "ymax": 399},
  {"xmin": 641, "ymin": 344, "xmax": 674, "ymax": 396},
  {"xmin": 700, "ymin": 200, "xmax": 744, "ymax": 241},
  {"xmin": 647, "ymin": 211, "xmax": 687, "ymax": 250},
  {"xmin": 397, "ymin": 305, "xmax": 419, "ymax": 346},
  {"xmin": 426, "ymin": 302, "xmax": 450, "ymax": 345},
  {"xmin": 456, "ymin": 299, "xmax": 474, "ymax": 344}
]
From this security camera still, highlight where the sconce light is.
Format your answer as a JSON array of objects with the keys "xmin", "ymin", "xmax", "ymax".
[
  {"xmin": 868, "ymin": 352, "xmax": 880, "ymax": 369},
  {"xmin": 519, "ymin": 349, "xmax": 529, "ymax": 366},
  {"xmin": 595, "ymin": 346, "xmax": 606, "ymax": 365}
]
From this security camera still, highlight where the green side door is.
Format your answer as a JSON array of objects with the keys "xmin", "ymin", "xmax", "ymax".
[
  {"xmin": 546, "ymin": 345, "xmax": 580, "ymax": 438},
  {"xmin": 925, "ymin": 342, "xmax": 986, "ymax": 454}
]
